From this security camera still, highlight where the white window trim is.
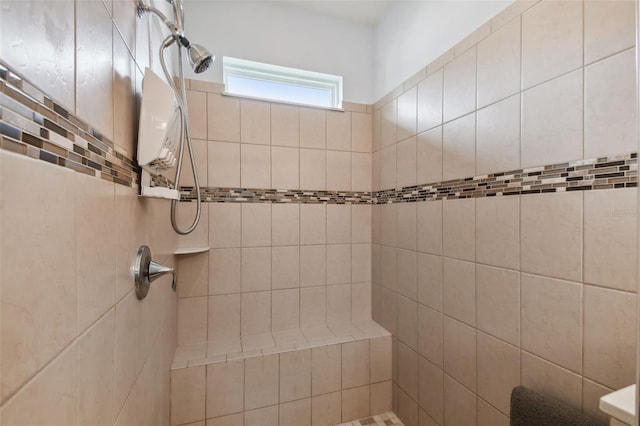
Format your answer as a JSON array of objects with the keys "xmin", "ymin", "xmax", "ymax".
[{"xmin": 223, "ymin": 56, "xmax": 343, "ymax": 110}]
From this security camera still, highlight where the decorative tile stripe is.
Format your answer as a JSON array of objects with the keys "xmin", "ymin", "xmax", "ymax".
[
  {"xmin": 181, "ymin": 153, "xmax": 637, "ymax": 205},
  {"xmin": 0, "ymin": 62, "xmax": 170, "ymax": 189}
]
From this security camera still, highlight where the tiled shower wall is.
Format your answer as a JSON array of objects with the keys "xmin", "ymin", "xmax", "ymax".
[
  {"xmin": 370, "ymin": 1, "xmax": 638, "ymax": 425},
  {"xmin": 0, "ymin": 1, "xmax": 179, "ymax": 425},
  {"xmin": 175, "ymin": 79, "xmax": 374, "ymax": 345}
]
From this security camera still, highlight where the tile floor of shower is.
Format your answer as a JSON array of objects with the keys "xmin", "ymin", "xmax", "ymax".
[{"xmin": 336, "ymin": 412, "xmax": 404, "ymax": 426}]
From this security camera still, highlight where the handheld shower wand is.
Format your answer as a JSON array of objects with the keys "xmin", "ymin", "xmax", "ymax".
[{"xmin": 137, "ymin": 0, "xmax": 214, "ymax": 235}]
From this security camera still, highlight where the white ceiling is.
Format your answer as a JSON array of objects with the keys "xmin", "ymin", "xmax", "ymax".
[{"xmin": 279, "ymin": 0, "xmax": 394, "ymax": 26}]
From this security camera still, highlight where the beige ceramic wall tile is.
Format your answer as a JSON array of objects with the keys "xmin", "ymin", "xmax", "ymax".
[
  {"xmin": 208, "ymin": 248, "xmax": 242, "ymax": 295},
  {"xmin": 327, "ymin": 110, "xmax": 352, "ymax": 151},
  {"xmin": 1, "ymin": 153, "xmax": 77, "ymax": 401},
  {"xmin": 370, "ymin": 335, "xmax": 392, "ymax": 383},
  {"xmin": 380, "ymin": 145, "xmax": 397, "ymax": 190},
  {"xmin": 280, "ymin": 398, "xmax": 311, "ymax": 426},
  {"xmin": 352, "ymin": 247, "xmax": 372, "ymax": 283},
  {"xmin": 521, "ymin": 273, "xmax": 582, "ymax": 373},
  {"xmin": 417, "ymin": 253, "xmax": 443, "ymax": 312},
  {"xmin": 241, "ymin": 99, "xmax": 270, "ymax": 144},
  {"xmin": 417, "ymin": 127, "xmax": 443, "ymax": 185},
  {"xmin": 397, "ymin": 296, "xmax": 418, "ymax": 350},
  {"xmin": 584, "ymin": 49, "xmax": 636, "ymax": 158},
  {"xmin": 241, "ymin": 144, "xmax": 271, "ymax": 188},
  {"xmin": 208, "ymin": 141, "xmax": 241, "ymax": 187},
  {"xmin": 206, "ymin": 360, "xmax": 244, "ymax": 418},
  {"xmin": 381, "ymin": 246, "xmax": 397, "ymax": 291},
  {"xmin": 1, "ymin": 0, "xmax": 75, "ymax": 110},
  {"xmin": 476, "ymin": 332, "xmax": 520, "ymax": 415},
  {"xmin": 417, "ymin": 200, "xmax": 443, "ymax": 255},
  {"xmin": 443, "ymin": 198, "xmax": 475, "ymax": 262},
  {"xmin": 300, "ymin": 245, "xmax": 326, "ymax": 287},
  {"xmin": 443, "ymin": 317, "xmax": 477, "ymax": 391},
  {"xmin": 477, "ymin": 398, "xmax": 510, "ymax": 426},
  {"xmin": 299, "ymin": 149, "xmax": 326, "ymax": 190},
  {"xmin": 418, "ymin": 356, "xmax": 444, "ymax": 424},
  {"xmin": 443, "ymin": 48, "xmax": 477, "ymax": 122},
  {"xmin": 370, "ymin": 381, "xmax": 392, "ymax": 414},
  {"xmin": 1, "ymin": 344, "xmax": 77, "ymax": 426},
  {"xmin": 113, "ymin": 34, "xmax": 137, "ymax": 156},
  {"xmin": 352, "ymin": 205, "xmax": 372, "ymax": 244},
  {"xmin": 398, "ymin": 387, "xmax": 419, "ymax": 425},
  {"xmin": 327, "ymin": 150, "xmax": 351, "ymax": 191},
  {"xmin": 207, "ymin": 413, "xmax": 243, "ymax": 426},
  {"xmin": 352, "ymin": 112, "xmax": 373, "ymax": 153},
  {"xmin": 521, "ymin": 192, "xmax": 583, "ymax": 282},
  {"xmin": 76, "ymin": 0, "xmax": 114, "ymax": 139},
  {"xmin": 583, "ymin": 286, "xmax": 636, "ymax": 389},
  {"xmin": 78, "ymin": 311, "xmax": 115, "ymax": 426},
  {"xmin": 443, "ymin": 258, "xmax": 476, "ymax": 326},
  {"xmin": 342, "ymin": 386, "xmax": 370, "ymax": 421},
  {"xmin": 271, "ymin": 103, "xmax": 299, "ymax": 147},
  {"xmin": 210, "ymin": 203, "xmax": 241, "ymax": 249},
  {"xmin": 442, "ymin": 113, "xmax": 475, "ymax": 181},
  {"xmin": 300, "ymin": 107, "xmax": 326, "ymax": 149},
  {"xmin": 76, "ymin": 173, "xmax": 116, "ymax": 333},
  {"xmin": 301, "ymin": 286, "xmax": 327, "ymax": 327},
  {"xmin": 208, "ymin": 294, "xmax": 241, "ymax": 339},
  {"xmin": 178, "ymin": 253, "xmax": 208, "ymax": 298},
  {"xmin": 327, "ymin": 244, "xmax": 351, "ymax": 285},
  {"xmin": 584, "ymin": 0, "xmax": 635, "ymax": 65},
  {"xmin": 312, "ymin": 392, "xmax": 342, "ymax": 426},
  {"xmin": 271, "ymin": 146, "xmax": 300, "ymax": 189},
  {"xmin": 171, "ymin": 366, "xmax": 206, "ymax": 425},
  {"xmin": 418, "ymin": 305, "xmax": 443, "ymax": 368},
  {"xmin": 396, "ymin": 249, "xmax": 418, "ymax": 301},
  {"xmin": 417, "ymin": 69, "xmax": 443, "ymax": 133},
  {"xmin": 245, "ymin": 354, "xmax": 279, "ymax": 410},
  {"xmin": 397, "ymin": 86, "xmax": 417, "ymax": 142},
  {"xmin": 351, "ymin": 153, "xmax": 372, "ymax": 192},
  {"xmin": 241, "ymin": 291, "xmax": 272, "ymax": 335},
  {"xmin": 381, "ymin": 100, "xmax": 397, "ymax": 148},
  {"xmin": 582, "ymin": 378, "xmax": 614, "ymax": 425},
  {"xmin": 521, "ymin": 70, "xmax": 583, "ymax": 168},
  {"xmin": 443, "ymin": 374, "xmax": 477, "ymax": 426},
  {"xmin": 272, "ymin": 246, "xmax": 300, "ymax": 290},
  {"xmin": 327, "ymin": 284, "xmax": 351, "ymax": 323},
  {"xmin": 398, "ymin": 341, "xmax": 419, "ymax": 400},
  {"xmin": 312, "ymin": 344, "xmax": 341, "ymax": 395},
  {"xmin": 280, "ymin": 349, "xmax": 311, "ymax": 403},
  {"xmin": 327, "ymin": 204, "xmax": 352, "ymax": 244},
  {"xmin": 208, "ymin": 94, "xmax": 240, "ymax": 142},
  {"xmin": 477, "ymin": 18, "xmax": 521, "ymax": 108},
  {"xmin": 178, "ymin": 297, "xmax": 207, "ymax": 345},
  {"xmin": 476, "ymin": 94, "xmax": 520, "ymax": 175},
  {"xmin": 521, "ymin": 0, "xmax": 582, "ymax": 89},
  {"xmin": 176, "ymin": 202, "xmax": 209, "ymax": 250},
  {"xmin": 342, "ymin": 340, "xmax": 370, "ymax": 389},
  {"xmin": 396, "ymin": 202, "xmax": 417, "ymax": 250},
  {"xmin": 584, "ymin": 188, "xmax": 637, "ymax": 292},
  {"xmin": 114, "ymin": 292, "xmax": 139, "ymax": 418},
  {"xmin": 242, "ymin": 247, "xmax": 271, "ymax": 292},
  {"xmin": 186, "ymin": 90, "xmax": 208, "ymax": 140},
  {"xmin": 244, "ymin": 405, "xmax": 278, "ymax": 426},
  {"xmin": 397, "ymin": 137, "xmax": 417, "ymax": 188},
  {"xmin": 272, "ymin": 289, "xmax": 300, "ymax": 331},
  {"xmin": 272, "ymin": 204, "xmax": 300, "ymax": 246},
  {"xmin": 475, "ymin": 195, "xmax": 519, "ymax": 270},
  {"xmin": 520, "ymin": 351, "xmax": 582, "ymax": 409},
  {"xmin": 476, "ymin": 265, "xmax": 520, "ymax": 346}
]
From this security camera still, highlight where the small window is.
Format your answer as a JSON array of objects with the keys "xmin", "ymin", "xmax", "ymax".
[{"xmin": 223, "ymin": 57, "xmax": 343, "ymax": 109}]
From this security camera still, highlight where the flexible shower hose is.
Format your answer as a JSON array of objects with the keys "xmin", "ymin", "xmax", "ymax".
[{"xmin": 159, "ymin": 38, "xmax": 202, "ymax": 235}]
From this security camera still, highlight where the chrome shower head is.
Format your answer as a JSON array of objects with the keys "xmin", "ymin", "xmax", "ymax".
[{"xmin": 188, "ymin": 44, "xmax": 214, "ymax": 74}]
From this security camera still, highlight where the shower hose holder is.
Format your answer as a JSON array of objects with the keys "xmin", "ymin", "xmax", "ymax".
[{"xmin": 134, "ymin": 245, "xmax": 176, "ymax": 300}]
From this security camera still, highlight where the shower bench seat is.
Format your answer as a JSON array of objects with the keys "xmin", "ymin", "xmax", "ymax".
[{"xmin": 170, "ymin": 319, "xmax": 393, "ymax": 426}]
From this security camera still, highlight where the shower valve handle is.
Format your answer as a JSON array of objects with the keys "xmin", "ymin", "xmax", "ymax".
[{"xmin": 134, "ymin": 245, "xmax": 176, "ymax": 300}]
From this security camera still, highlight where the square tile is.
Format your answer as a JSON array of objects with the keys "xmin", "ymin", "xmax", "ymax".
[{"xmin": 245, "ymin": 354, "xmax": 279, "ymax": 410}]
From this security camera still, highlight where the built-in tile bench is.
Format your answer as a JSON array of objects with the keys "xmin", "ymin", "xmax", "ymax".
[{"xmin": 170, "ymin": 320, "xmax": 392, "ymax": 426}]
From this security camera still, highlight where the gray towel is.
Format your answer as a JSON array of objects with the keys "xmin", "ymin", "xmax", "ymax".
[{"xmin": 510, "ymin": 386, "xmax": 605, "ymax": 426}]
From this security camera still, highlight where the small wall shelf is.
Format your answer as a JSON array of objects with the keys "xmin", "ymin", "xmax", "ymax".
[{"xmin": 174, "ymin": 247, "xmax": 210, "ymax": 255}]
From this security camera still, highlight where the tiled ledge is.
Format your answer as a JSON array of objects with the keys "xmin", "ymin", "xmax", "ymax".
[{"xmin": 172, "ymin": 320, "xmax": 390, "ymax": 369}]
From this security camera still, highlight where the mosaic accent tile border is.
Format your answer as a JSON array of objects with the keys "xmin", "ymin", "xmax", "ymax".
[
  {"xmin": 0, "ymin": 62, "xmax": 161, "ymax": 189},
  {"xmin": 180, "ymin": 153, "xmax": 638, "ymax": 204}
]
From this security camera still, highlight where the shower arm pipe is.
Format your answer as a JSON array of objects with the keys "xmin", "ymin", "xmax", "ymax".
[
  {"xmin": 158, "ymin": 39, "xmax": 203, "ymax": 235},
  {"xmin": 137, "ymin": 1, "xmax": 181, "ymax": 37}
]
